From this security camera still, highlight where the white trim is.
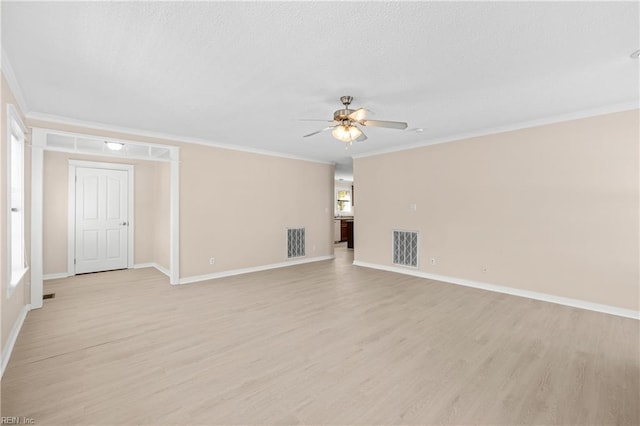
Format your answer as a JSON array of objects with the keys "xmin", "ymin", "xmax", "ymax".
[
  {"xmin": 352, "ymin": 261, "xmax": 640, "ymax": 320},
  {"xmin": 1, "ymin": 304, "xmax": 30, "ymax": 378},
  {"xmin": 43, "ymin": 272, "xmax": 72, "ymax": 280},
  {"xmin": 134, "ymin": 262, "xmax": 171, "ymax": 278},
  {"xmin": 67, "ymin": 163, "xmax": 75, "ymax": 276},
  {"xmin": 30, "ymin": 129, "xmax": 45, "ymax": 308},
  {"xmin": 40, "ymin": 129, "xmax": 173, "ymax": 163},
  {"xmin": 26, "ymin": 111, "xmax": 334, "ymax": 165},
  {"xmin": 10, "ymin": 267, "xmax": 29, "ymax": 287},
  {"xmin": 352, "ymin": 101, "xmax": 639, "ymax": 160},
  {"xmin": 68, "ymin": 159, "xmax": 135, "ymax": 171},
  {"xmin": 7, "ymin": 104, "xmax": 27, "ymax": 298},
  {"xmin": 68, "ymin": 160, "xmax": 135, "ymax": 274},
  {"xmin": 1, "ymin": 50, "xmax": 29, "ymax": 114},
  {"xmin": 7, "ymin": 104, "xmax": 28, "ymax": 135},
  {"xmin": 153, "ymin": 263, "xmax": 171, "ymax": 278},
  {"xmin": 169, "ymin": 149, "xmax": 180, "ymax": 284},
  {"xmin": 127, "ymin": 167, "xmax": 135, "ymax": 269},
  {"xmin": 39, "ymin": 145, "xmax": 172, "ymax": 163},
  {"xmin": 179, "ymin": 255, "xmax": 335, "ymax": 285}
]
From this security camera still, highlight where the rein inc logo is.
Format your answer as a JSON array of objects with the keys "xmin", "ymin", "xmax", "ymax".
[{"xmin": 1, "ymin": 418, "xmax": 35, "ymax": 425}]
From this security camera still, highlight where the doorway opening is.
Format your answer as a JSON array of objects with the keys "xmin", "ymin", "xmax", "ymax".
[{"xmin": 31, "ymin": 128, "xmax": 180, "ymax": 309}]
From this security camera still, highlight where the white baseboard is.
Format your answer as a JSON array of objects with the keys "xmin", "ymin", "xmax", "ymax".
[
  {"xmin": 153, "ymin": 263, "xmax": 171, "ymax": 278},
  {"xmin": 179, "ymin": 255, "xmax": 335, "ymax": 285},
  {"xmin": 1, "ymin": 304, "xmax": 30, "ymax": 378},
  {"xmin": 134, "ymin": 262, "xmax": 171, "ymax": 278},
  {"xmin": 353, "ymin": 261, "xmax": 640, "ymax": 320},
  {"xmin": 43, "ymin": 272, "xmax": 72, "ymax": 280}
]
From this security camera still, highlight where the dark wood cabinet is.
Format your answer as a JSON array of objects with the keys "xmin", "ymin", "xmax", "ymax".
[
  {"xmin": 340, "ymin": 220, "xmax": 348, "ymax": 241},
  {"xmin": 337, "ymin": 218, "xmax": 354, "ymax": 246}
]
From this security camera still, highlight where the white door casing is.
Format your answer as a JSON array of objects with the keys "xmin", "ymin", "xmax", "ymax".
[{"xmin": 75, "ymin": 167, "xmax": 129, "ymax": 274}]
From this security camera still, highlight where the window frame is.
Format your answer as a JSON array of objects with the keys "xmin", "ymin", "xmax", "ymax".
[
  {"xmin": 7, "ymin": 104, "xmax": 28, "ymax": 296},
  {"xmin": 336, "ymin": 189, "xmax": 352, "ymax": 214}
]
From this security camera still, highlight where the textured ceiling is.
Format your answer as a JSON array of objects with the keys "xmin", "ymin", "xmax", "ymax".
[{"xmin": 2, "ymin": 2, "xmax": 639, "ymax": 179}]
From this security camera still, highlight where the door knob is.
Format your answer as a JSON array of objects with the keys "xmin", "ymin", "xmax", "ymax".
[{"xmin": 121, "ymin": 221, "xmax": 128, "ymax": 226}]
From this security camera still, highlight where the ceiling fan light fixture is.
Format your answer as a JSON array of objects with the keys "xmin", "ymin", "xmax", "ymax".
[
  {"xmin": 105, "ymin": 141, "xmax": 124, "ymax": 151},
  {"xmin": 332, "ymin": 124, "xmax": 362, "ymax": 142}
]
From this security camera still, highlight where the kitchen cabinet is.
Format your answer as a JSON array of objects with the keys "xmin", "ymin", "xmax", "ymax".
[
  {"xmin": 334, "ymin": 218, "xmax": 353, "ymax": 243},
  {"xmin": 340, "ymin": 220, "xmax": 348, "ymax": 241},
  {"xmin": 346, "ymin": 220, "xmax": 354, "ymax": 249}
]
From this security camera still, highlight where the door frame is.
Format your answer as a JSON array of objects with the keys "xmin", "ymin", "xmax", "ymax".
[
  {"xmin": 68, "ymin": 160, "xmax": 135, "ymax": 275},
  {"xmin": 30, "ymin": 127, "xmax": 180, "ymax": 310}
]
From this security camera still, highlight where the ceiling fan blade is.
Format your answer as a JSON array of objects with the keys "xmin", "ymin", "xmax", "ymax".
[
  {"xmin": 298, "ymin": 119, "xmax": 335, "ymax": 122},
  {"xmin": 355, "ymin": 130, "xmax": 368, "ymax": 142},
  {"xmin": 303, "ymin": 126, "xmax": 335, "ymax": 138},
  {"xmin": 362, "ymin": 119, "xmax": 408, "ymax": 129},
  {"xmin": 348, "ymin": 108, "xmax": 368, "ymax": 122}
]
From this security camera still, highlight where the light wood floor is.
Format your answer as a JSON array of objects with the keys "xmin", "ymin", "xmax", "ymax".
[{"xmin": 2, "ymin": 245, "xmax": 638, "ymax": 425}]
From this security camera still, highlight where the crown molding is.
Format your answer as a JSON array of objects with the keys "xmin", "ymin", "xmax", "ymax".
[
  {"xmin": 26, "ymin": 111, "xmax": 335, "ymax": 166},
  {"xmin": 352, "ymin": 101, "xmax": 640, "ymax": 159},
  {"xmin": 1, "ymin": 49, "xmax": 29, "ymax": 114}
]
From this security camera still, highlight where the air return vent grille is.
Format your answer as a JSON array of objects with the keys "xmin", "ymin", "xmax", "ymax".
[
  {"xmin": 392, "ymin": 230, "xmax": 419, "ymax": 267},
  {"xmin": 287, "ymin": 228, "xmax": 306, "ymax": 258}
]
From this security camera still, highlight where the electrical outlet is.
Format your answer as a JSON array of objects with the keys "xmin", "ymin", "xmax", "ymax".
[
  {"xmin": 430, "ymin": 257, "xmax": 436, "ymax": 265},
  {"xmin": 409, "ymin": 203, "xmax": 417, "ymax": 211},
  {"xmin": 209, "ymin": 257, "xmax": 215, "ymax": 265}
]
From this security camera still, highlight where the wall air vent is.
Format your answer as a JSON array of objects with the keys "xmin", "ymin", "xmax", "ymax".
[
  {"xmin": 392, "ymin": 230, "xmax": 419, "ymax": 268},
  {"xmin": 287, "ymin": 227, "xmax": 306, "ymax": 258}
]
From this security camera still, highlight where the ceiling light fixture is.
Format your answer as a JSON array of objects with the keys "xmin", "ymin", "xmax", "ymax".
[
  {"xmin": 332, "ymin": 124, "xmax": 362, "ymax": 142},
  {"xmin": 105, "ymin": 141, "xmax": 124, "ymax": 151}
]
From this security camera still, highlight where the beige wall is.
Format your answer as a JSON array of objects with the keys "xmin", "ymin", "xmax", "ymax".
[
  {"xmin": 27, "ymin": 118, "xmax": 335, "ymax": 279},
  {"xmin": 354, "ymin": 110, "xmax": 639, "ymax": 311},
  {"xmin": 178, "ymin": 144, "xmax": 334, "ymax": 277},
  {"xmin": 42, "ymin": 151, "xmax": 162, "ymax": 275},
  {"xmin": 1, "ymin": 73, "xmax": 31, "ymax": 353}
]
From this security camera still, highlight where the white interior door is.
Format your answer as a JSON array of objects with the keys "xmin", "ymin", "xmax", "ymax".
[{"xmin": 75, "ymin": 167, "xmax": 129, "ymax": 274}]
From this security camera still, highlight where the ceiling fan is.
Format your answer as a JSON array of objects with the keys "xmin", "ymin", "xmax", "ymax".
[{"xmin": 302, "ymin": 96, "xmax": 408, "ymax": 143}]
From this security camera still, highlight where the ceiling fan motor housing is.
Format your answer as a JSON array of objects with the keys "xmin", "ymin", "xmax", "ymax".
[
  {"xmin": 334, "ymin": 108, "xmax": 355, "ymax": 122},
  {"xmin": 340, "ymin": 95, "xmax": 353, "ymax": 106},
  {"xmin": 334, "ymin": 95, "xmax": 356, "ymax": 122}
]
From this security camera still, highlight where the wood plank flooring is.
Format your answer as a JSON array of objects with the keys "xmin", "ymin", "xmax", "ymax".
[{"xmin": 2, "ymin": 245, "xmax": 638, "ymax": 425}]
